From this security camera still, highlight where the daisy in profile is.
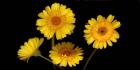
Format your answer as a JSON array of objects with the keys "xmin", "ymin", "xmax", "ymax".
[
  {"xmin": 49, "ymin": 42, "xmax": 83, "ymax": 67},
  {"xmin": 84, "ymin": 14, "xmax": 121, "ymax": 49},
  {"xmin": 17, "ymin": 37, "xmax": 44, "ymax": 62},
  {"xmin": 36, "ymin": 3, "xmax": 76, "ymax": 40}
]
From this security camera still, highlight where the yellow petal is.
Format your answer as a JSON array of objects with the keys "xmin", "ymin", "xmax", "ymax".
[
  {"xmin": 84, "ymin": 34, "xmax": 90, "ymax": 38},
  {"xmin": 55, "ymin": 25, "xmax": 72, "ymax": 40},
  {"xmin": 85, "ymin": 25, "xmax": 90, "ymax": 29},
  {"xmin": 107, "ymin": 14, "xmax": 114, "ymax": 22},
  {"xmin": 39, "ymin": 38, "xmax": 44, "ymax": 46},
  {"xmin": 60, "ymin": 59, "xmax": 67, "ymax": 67},
  {"xmin": 64, "ymin": 24, "xmax": 75, "ymax": 35},
  {"xmin": 53, "ymin": 57, "xmax": 61, "ymax": 64},
  {"xmin": 87, "ymin": 37, "xmax": 94, "ymax": 45},
  {"xmin": 51, "ymin": 3, "xmax": 60, "ymax": 11},
  {"xmin": 20, "ymin": 45, "xmax": 25, "ymax": 50},
  {"xmin": 43, "ymin": 10, "xmax": 48, "ymax": 16},
  {"xmin": 49, "ymin": 31, "xmax": 55, "ymax": 39},
  {"xmin": 38, "ymin": 25, "xmax": 54, "ymax": 40},
  {"xmin": 68, "ymin": 61, "xmax": 73, "ymax": 67},
  {"xmin": 60, "ymin": 5, "xmax": 67, "ymax": 15},
  {"xmin": 88, "ymin": 18, "xmax": 97, "ymax": 25},
  {"xmin": 110, "ymin": 37, "xmax": 117, "ymax": 43},
  {"xmin": 45, "ymin": 6, "xmax": 51, "ymax": 14},
  {"xmin": 88, "ymin": 20, "xmax": 93, "ymax": 25},
  {"xmin": 44, "ymin": 29, "xmax": 54, "ymax": 40},
  {"xmin": 72, "ymin": 63, "xmax": 76, "ymax": 66},
  {"xmin": 99, "ymin": 42, "xmax": 103, "ymax": 49},
  {"xmin": 93, "ymin": 41, "xmax": 99, "ymax": 48},
  {"xmin": 38, "ymin": 12, "xmax": 45, "ymax": 18},
  {"xmin": 92, "ymin": 42, "xmax": 96, "ymax": 48},
  {"xmin": 31, "ymin": 38, "xmax": 38, "ymax": 48},
  {"xmin": 97, "ymin": 15, "xmax": 104, "ymax": 23},
  {"xmin": 36, "ymin": 19, "xmax": 46, "ymax": 26},
  {"xmin": 84, "ymin": 30, "xmax": 90, "ymax": 33},
  {"xmin": 61, "ymin": 33, "xmax": 66, "ymax": 39},
  {"xmin": 112, "ymin": 20, "xmax": 121, "ymax": 29},
  {"xmin": 79, "ymin": 56, "xmax": 83, "ymax": 60},
  {"xmin": 74, "ymin": 56, "xmax": 82, "ymax": 64},
  {"xmin": 56, "ymin": 31, "xmax": 62, "ymax": 40},
  {"xmin": 65, "ymin": 9, "xmax": 74, "ymax": 17},
  {"xmin": 66, "ymin": 17, "xmax": 75, "ymax": 23},
  {"xmin": 34, "ymin": 37, "xmax": 39, "ymax": 45},
  {"xmin": 103, "ymin": 42, "xmax": 107, "ymax": 49},
  {"xmin": 107, "ymin": 40, "xmax": 113, "ymax": 46},
  {"xmin": 37, "ymin": 26, "xmax": 47, "ymax": 34},
  {"xmin": 114, "ymin": 31, "xmax": 120, "ymax": 39},
  {"xmin": 28, "ymin": 39, "xmax": 34, "ymax": 49}
]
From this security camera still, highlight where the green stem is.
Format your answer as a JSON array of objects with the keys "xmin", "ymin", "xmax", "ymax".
[
  {"xmin": 51, "ymin": 36, "xmax": 56, "ymax": 70},
  {"xmin": 52, "ymin": 36, "xmax": 55, "ymax": 47},
  {"xmin": 39, "ymin": 55, "xmax": 59, "ymax": 70},
  {"xmin": 39, "ymin": 55, "xmax": 52, "ymax": 63},
  {"xmin": 83, "ymin": 49, "xmax": 97, "ymax": 70},
  {"xmin": 26, "ymin": 58, "xmax": 29, "ymax": 63}
]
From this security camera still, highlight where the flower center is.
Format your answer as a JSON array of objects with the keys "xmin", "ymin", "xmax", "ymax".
[
  {"xmin": 51, "ymin": 16, "xmax": 61, "ymax": 25},
  {"xmin": 61, "ymin": 50, "xmax": 71, "ymax": 57},
  {"xmin": 98, "ymin": 27, "xmax": 107, "ymax": 36}
]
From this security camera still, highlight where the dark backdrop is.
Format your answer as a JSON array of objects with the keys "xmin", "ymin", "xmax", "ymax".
[{"xmin": 14, "ymin": 0, "xmax": 139, "ymax": 70}]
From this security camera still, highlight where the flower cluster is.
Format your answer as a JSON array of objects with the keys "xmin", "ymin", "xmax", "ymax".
[{"xmin": 17, "ymin": 2, "xmax": 121, "ymax": 70}]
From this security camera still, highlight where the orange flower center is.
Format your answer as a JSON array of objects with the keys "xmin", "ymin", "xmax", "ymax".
[
  {"xmin": 61, "ymin": 49, "xmax": 71, "ymax": 57},
  {"xmin": 51, "ymin": 16, "xmax": 61, "ymax": 25},
  {"xmin": 98, "ymin": 27, "xmax": 107, "ymax": 36}
]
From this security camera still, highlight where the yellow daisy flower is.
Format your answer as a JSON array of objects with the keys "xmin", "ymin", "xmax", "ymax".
[
  {"xmin": 84, "ymin": 14, "xmax": 121, "ymax": 49},
  {"xmin": 36, "ymin": 3, "xmax": 76, "ymax": 40},
  {"xmin": 49, "ymin": 42, "xmax": 83, "ymax": 67},
  {"xmin": 17, "ymin": 37, "xmax": 44, "ymax": 62}
]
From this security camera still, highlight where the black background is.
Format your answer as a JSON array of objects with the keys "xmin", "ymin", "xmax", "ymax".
[{"xmin": 13, "ymin": 0, "xmax": 140, "ymax": 70}]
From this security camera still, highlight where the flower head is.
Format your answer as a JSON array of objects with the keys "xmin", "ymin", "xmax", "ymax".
[
  {"xmin": 17, "ymin": 37, "xmax": 44, "ymax": 62},
  {"xmin": 36, "ymin": 3, "xmax": 76, "ymax": 40},
  {"xmin": 84, "ymin": 14, "xmax": 121, "ymax": 49},
  {"xmin": 49, "ymin": 42, "xmax": 83, "ymax": 67}
]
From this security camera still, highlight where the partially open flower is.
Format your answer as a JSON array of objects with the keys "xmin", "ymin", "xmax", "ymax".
[{"xmin": 17, "ymin": 37, "xmax": 44, "ymax": 62}]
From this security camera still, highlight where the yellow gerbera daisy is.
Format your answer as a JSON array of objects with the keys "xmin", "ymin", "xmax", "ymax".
[
  {"xmin": 49, "ymin": 42, "xmax": 83, "ymax": 67},
  {"xmin": 17, "ymin": 37, "xmax": 44, "ymax": 62},
  {"xmin": 84, "ymin": 14, "xmax": 121, "ymax": 49},
  {"xmin": 36, "ymin": 3, "xmax": 75, "ymax": 40}
]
